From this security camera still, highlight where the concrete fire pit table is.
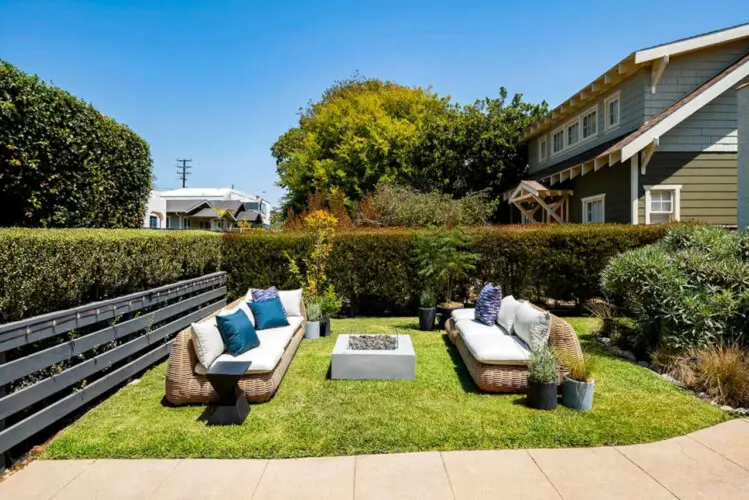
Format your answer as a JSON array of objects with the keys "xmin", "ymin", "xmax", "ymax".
[{"xmin": 331, "ymin": 333, "xmax": 415, "ymax": 380}]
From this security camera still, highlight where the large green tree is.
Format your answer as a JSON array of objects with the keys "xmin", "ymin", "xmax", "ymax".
[{"xmin": 272, "ymin": 76, "xmax": 547, "ymax": 215}]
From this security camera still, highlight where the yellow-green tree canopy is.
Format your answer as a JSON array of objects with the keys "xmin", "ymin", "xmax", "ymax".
[{"xmin": 272, "ymin": 75, "xmax": 547, "ymax": 214}]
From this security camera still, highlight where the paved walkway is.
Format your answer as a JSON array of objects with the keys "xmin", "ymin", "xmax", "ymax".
[{"xmin": 2, "ymin": 419, "xmax": 748, "ymax": 499}]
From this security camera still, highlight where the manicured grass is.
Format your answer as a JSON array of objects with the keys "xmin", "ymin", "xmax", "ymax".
[{"xmin": 42, "ymin": 317, "xmax": 729, "ymax": 459}]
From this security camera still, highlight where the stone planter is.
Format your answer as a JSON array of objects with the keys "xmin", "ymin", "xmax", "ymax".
[
  {"xmin": 418, "ymin": 307, "xmax": 436, "ymax": 331},
  {"xmin": 305, "ymin": 321, "xmax": 321, "ymax": 340},
  {"xmin": 527, "ymin": 380, "xmax": 558, "ymax": 410},
  {"xmin": 562, "ymin": 377, "xmax": 595, "ymax": 411}
]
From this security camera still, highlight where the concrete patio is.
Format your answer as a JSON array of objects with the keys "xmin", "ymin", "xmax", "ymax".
[{"xmin": 2, "ymin": 419, "xmax": 748, "ymax": 499}]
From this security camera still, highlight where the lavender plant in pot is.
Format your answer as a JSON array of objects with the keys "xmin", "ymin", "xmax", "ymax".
[{"xmin": 527, "ymin": 344, "xmax": 559, "ymax": 410}]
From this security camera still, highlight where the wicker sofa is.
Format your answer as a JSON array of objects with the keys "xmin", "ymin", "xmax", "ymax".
[
  {"xmin": 445, "ymin": 304, "xmax": 583, "ymax": 393},
  {"xmin": 165, "ymin": 297, "xmax": 307, "ymax": 405}
]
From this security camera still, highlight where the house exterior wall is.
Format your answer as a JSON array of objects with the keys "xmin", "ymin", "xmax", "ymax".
[
  {"xmin": 567, "ymin": 163, "xmax": 632, "ymax": 223},
  {"xmin": 528, "ymin": 69, "xmax": 647, "ymax": 174},
  {"xmin": 637, "ymin": 152, "xmax": 737, "ymax": 226},
  {"xmin": 143, "ymin": 191, "xmax": 167, "ymax": 228}
]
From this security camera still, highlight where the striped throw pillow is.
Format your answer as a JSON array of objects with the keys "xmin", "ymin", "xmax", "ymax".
[
  {"xmin": 474, "ymin": 283, "xmax": 502, "ymax": 326},
  {"xmin": 251, "ymin": 286, "xmax": 286, "ymax": 315}
]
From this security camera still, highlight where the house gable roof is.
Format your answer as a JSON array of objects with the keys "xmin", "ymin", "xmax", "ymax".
[{"xmin": 522, "ymin": 22, "xmax": 749, "ymax": 141}]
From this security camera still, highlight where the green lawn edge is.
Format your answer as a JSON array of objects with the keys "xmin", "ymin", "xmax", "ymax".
[{"xmin": 41, "ymin": 317, "xmax": 730, "ymax": 460}]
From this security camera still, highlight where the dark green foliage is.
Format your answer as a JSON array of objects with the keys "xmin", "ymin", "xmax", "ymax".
[
  {"xmin": 602, "ymin": 225, "xmax": 749, "ymax": 352},
  {"xmin": 223, "ymin": 224, "xmax": 669, "ymax": 316},
  {"xmin": 0, "ymin": 229, "xmax": 222, "ymax": 322},
  {"xmin": 0, "ymin": 61, "xmax": 153, "ymax": 228}
]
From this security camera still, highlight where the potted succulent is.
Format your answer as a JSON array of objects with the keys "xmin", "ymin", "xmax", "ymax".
[
  {"xmin": 559, "ymin": 353, "xmax": 596, "ymax": 411},
  {"xmin": 305, "ymin": 298, "xmax": 323, "ymax": 339},
  {"xmin": 418, "ymin": 289, "xmax": 437, "ymax": 331},
  {"xmin": 526, "ymin": 344, "xmax": 559, "ymax": 410},
  {"xmin": 412, "ymin": 226, "xmax": 479, "ymax": 329}
]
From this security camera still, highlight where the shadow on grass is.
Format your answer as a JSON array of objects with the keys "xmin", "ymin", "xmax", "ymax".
[{"xmin": 441, "ymin": 334, "xmax": 482, "ymax": 394}]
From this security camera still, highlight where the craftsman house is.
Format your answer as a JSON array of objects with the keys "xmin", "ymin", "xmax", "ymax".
[{"xmin": 507, "ymin": 23, "xmax": 749, "ymax": 226}]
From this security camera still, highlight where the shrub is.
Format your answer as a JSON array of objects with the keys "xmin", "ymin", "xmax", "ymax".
[
  {"xmin": 361, "ymin": 184, "xmax": 498, "ymax": 227},
  {"xmin": 0, "ymin": 60, "xmax": 152, "ymax": 228},
  {"xmin": 223, "ymin": 224, "xmax": 668, "ymax": 316},
  {"xmin": 602, "ymin": 225, "xmax": 749, "ymax": 352},
  {"xmin": 0, "ymin": 229, "xmax": 222, "ymax": 322},
  {"xmin": 528, "ymin": 344, "xmax": 558, "ymax": 383}
]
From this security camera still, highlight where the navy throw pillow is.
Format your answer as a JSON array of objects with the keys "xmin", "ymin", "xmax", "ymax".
[
  {"xmin": 216, "ymin": 309, "xmax": 260, "ymax": 356},
  {"xmin": 249, "ymin": 296, "xmax": 289, "ymax": 330},
  {"xmin": 474, "ymin": 283, "xmax": 503, "ymax": 326}
]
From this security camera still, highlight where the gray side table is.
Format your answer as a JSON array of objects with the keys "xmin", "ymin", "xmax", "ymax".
[{"xmin": 205, "ymin": 359, "xmax": 252, "ymax": 425}]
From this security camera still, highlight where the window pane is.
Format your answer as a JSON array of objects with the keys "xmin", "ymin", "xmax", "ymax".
[
  {"xmin": 650, "ymin": 190, "xmax": 673, "ymax": 213},
  {"xmin": 567, "ymin": 123, "xmax": 579, "ymax": 145},
  {"xmin": 582, "ymin": 111, "xmax": 597, "ymax": 138}
]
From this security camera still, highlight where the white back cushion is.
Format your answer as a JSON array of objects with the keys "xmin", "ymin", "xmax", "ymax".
[
  {"xmin": 191, "ymin": 318, "xmax": 225, "ymax": 369},
  {"xmin": 513, "ymin": 302, "xmax": 552, "ymax": 350},
  {"xmin": 496, "ymin": 296, "xmax": 524, "ymax": 334},
  {"xmin": 279, "ymin": 289, "xmax": 303, "ymax": 317}
]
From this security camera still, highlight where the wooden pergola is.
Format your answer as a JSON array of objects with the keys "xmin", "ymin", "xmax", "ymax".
[{"xmin": 503, "ymin": 180, "xmax": 573, "ymax": 224}]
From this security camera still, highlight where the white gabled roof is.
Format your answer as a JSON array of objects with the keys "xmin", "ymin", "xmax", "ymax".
[
  {"xmin": 160, "ymin": 187, "xmax": 259, "ymax": 202},
  {"xmin": 522, "ymin": 22, "xmax": 749, "ymax": 141}
]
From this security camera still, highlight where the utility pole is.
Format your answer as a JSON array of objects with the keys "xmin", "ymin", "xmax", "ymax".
[{"xmin": 176, "ymin": 158, "xmax": 192, "ymax": 188}]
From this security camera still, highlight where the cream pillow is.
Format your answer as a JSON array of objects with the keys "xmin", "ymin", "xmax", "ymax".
[
  {"xmin": 278, "ymin": 289, "xmax": 303, "ymax": 317},
  {"xmin": 496, "ymin": 295, "xmax": 524, "ymax": 334},
  {"xmin": 191, "ymin": 318, "xmax": 225, "ymax": 369},
  {"xmin": 512, "ymin": 302, "xmax": 551, "ymax": 349}
]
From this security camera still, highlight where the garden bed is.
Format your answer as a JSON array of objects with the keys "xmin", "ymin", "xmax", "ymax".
[{"xmin": 42, "ymin": 318, "xmax": 729, "ymax": 459}]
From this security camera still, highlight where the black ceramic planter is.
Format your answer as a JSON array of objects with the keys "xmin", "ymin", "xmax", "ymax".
[
  {"xmin": 436, "ymin": 303, "xmax": 463, "ymax": 330},
  {"xmin": 320, "ymin": 318, "xmax": 331, "ymax": 337},
  {"xmin": 418, "ymin": 307, "xmax": 437, "ymax": 331},
  {"xmin": 527, "ymin": 381, "xmax": 558, "ymax": 410}
]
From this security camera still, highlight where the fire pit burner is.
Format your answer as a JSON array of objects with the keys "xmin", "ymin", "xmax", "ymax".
[{"xmin": 348, "ymin": 334, "xmax": 398, "ymax": 350}]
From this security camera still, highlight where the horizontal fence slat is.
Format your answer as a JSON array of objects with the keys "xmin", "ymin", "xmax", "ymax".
[
  {"xmin": 0, "ymin": 287, "xmax": 227, "ymax": 386},
  {"xmin": 0, "ymin": 298, "xmax": 226, "ymax": 421},
  {"xmin": 0, "ymin": 272, "xmax": 226, "ymax": 350},
  {"xmin": 0, "ymin": 338, "xmax": 178, "ymax": 455}
]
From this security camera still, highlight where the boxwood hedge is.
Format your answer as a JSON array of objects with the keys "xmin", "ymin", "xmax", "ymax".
[
  {"xmin": 0, "ymin": 229, "xmax": 222, "ymax": 323},
  {"xmin": 1, "ymin": 60, "xmax": 152, "ymax": 228},
  {"xmin": 0, "ymin": 225, "xmax": 670, "ymax": 322}
]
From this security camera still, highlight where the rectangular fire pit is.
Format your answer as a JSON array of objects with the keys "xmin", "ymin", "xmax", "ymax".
[{"xmin": 331, "ymin": 334, "xmax": 415, "ymax": 380}]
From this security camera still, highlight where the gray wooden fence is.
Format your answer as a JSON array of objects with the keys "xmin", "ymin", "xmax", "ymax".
[{"xmin": 0, "ymin": 272, "xmax": 227, "ymax": 470}]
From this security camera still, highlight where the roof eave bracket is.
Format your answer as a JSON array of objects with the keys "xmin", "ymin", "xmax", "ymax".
[{"xmin": 651, "ymin": 55, "xmax": 670, "ymax": 94}]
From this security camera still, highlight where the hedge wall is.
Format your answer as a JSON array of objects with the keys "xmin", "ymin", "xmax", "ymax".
[
  {"xmin": 0, "ymin": 229, "xmax": 222, "ymax": 323},
  {"xmin": 222, "ymin": 224, "xmax": 671, "ymax": 315},
  {"xmin": 0, "ymin": 60, "xmax": 153, "ymax": 228}
]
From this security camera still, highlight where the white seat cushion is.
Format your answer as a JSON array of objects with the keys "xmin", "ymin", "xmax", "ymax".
[
  {"xmin": 194, "ymin": 316, "xmax": 304, "ymax": 375},
  {"xmin": 452, "ymin": 308, "xmax": 475, "ymax": 322},
  {"xmin": 455, "ymin": 319, "xmax": 531, "ymax": 365}
]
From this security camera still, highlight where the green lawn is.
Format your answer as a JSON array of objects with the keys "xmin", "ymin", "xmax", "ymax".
[{"xmin": 42, "ymin": 317, "xmax": 729, "ymax": 459}]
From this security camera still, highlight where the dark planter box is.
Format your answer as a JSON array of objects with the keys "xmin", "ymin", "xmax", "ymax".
[
  {"xmin": 418, "ymin": 307, "xmax": 436, "ymax": 331},
  {"xmin": 320, "ymin": 318, "xmax": 331, "ymax": 337},
  {"xmin": 527, "ymin": 380, "xmax": 558, "ymax": 410},
  {"xmin": 436, "ymin": 303, "xmax": 463, "ymax": 330}
]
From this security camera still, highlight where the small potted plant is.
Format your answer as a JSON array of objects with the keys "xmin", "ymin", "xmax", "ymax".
[
  {"xmin": 319, "ymin": 285, "xmax": 342, "ymax": 337},
  {"xmin": 305, "ymin": 298, "xmax": 323, "ymax": 339},
  {"xmin": 526, "ymin": 344, "xmax": 559, "ymax": 410},
  {"xmin": 418, "ymin": 289, "xmax": 437, "ymax": 331},
  {"xmin": 559, "ymin": 353, "xmax": 596, "ymax": 411}
]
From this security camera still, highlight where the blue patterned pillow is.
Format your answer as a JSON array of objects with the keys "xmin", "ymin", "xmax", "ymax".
[
  {"xmin": 474, "ymin": 283, "xmax": 502, "ymax": 326},
  {"xmin": 252, "ymin": 286, "xmax": 279, "ymax": 302}
]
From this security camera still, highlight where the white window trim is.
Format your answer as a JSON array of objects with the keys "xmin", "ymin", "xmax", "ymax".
[
  {"xmin": 644, "ymin": 184, "xmax": 681, "ymax": 224},
  {"xmin": 549, "ymin": 104, "xmax": 599, "ymax": 158},
  {"xmin": 538, "ymin": 136, "xmax": 547, "ymax": 163},
  {"xmin": 604, "ymin": 91, "xmax": 621, "ymax": 131},
  {"xmin": 582, "ymin": 194, "xmax": 606, "ymax": 223}
]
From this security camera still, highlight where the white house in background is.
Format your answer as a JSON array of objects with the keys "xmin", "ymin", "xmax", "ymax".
[{"xmin": 143, "ymin": 187, "xmax": 273, "ymax": 230}]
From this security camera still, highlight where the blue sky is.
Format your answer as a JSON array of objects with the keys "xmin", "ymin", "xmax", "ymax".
[{"xmin": 1, "ymin": 1, "xmax": 747, "ymax": 205}]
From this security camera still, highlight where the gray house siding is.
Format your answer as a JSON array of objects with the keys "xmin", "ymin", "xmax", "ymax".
[
  {"xmin": 528, "ymin": 69, "xmax": 647, "ymax": 174},
  {"xmin": 567, "ymin": 163, "xmax": 631, "ymax": 223},
  {"xmin": 637, "ymin": 152, "xmax": 737, "ymax": 226}
]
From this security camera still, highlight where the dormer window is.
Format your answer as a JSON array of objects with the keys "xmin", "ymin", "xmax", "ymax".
[
  {"xmin": 552, "ymin": 129, "xmax": 565, "ymax": 154},
  {"xmin": 566, "ymin": 122, "xmax": 579, "ymax": 146},
  {"xmin": 582, "ymin": 109, "xmax": 597, "ymax": 139},
  {"xmin": 539, "ymin": 137, "xmax": 547, "ymax": 162},
  {"xmin": 605, "ymin": 92, "xmax": 620, "ymax": 130}
]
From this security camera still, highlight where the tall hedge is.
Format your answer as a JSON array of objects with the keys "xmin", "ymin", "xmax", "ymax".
[
  {"xmin": 0, "ymin": 61, "xmax": 152, "ymax": 228},
  {"xmin": 0, "ymin": 229, "xmax": 222, "ymax": 322},
  {"xmin": 222, "ymin": 225, "xmax": 671, "ymax": 315}
]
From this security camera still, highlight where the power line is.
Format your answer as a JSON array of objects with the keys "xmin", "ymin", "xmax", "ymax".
[{"xmin": 176, "ymin": 158, "xmax": 192, "ymax": 188}]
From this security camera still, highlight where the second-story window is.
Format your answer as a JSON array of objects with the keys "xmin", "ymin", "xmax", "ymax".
[
  {"xmin": 552, "ymin": 129, "xmax": 564, "ymax": 154},
  {"xmin": 539, "ymin": 137, "xmax": 547, "ymax": 162},
  {"xmin": 566, "ymin": 122, "xmax": 579, "ymax": 147},
  {"xmin": 605, "ymin": 92, "xmax": 620, "ymax": 130},
  {"xmin": 582, "ymin": 109, "xmax": 597, "ymax": 139}
]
